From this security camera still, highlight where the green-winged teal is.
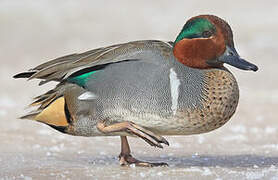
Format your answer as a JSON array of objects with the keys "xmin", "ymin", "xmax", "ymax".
[{"xmin": 14, "ymin": 15, "xmax": 258, "ymax": 167}]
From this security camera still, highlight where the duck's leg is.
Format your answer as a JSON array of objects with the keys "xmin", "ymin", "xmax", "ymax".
[
  {"xmin": 97, "ymin": 120, "xmax": 169, "ymax": 148},
  {"xmin": 119, "ymin": 136, "xmax": 168, "ymax": 167}
]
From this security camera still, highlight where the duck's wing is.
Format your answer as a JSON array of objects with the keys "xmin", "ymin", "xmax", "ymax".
[
  {"xmin": 14, "ymin": 40, "xmax": 173, "ymax": 85},
  {"xmin": 15, "ymin": 40, "xmax": 173, "ymax": 122}
]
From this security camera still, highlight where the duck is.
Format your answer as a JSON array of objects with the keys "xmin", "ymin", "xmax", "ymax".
[{"xmin": 14, "ymin": 14, "xmax": 258, "ymax": 167}]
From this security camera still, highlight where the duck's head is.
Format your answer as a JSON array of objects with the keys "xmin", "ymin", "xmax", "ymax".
[{"xmin": 173, "ymin": 15, "xmax": 258, "ymax": 71}]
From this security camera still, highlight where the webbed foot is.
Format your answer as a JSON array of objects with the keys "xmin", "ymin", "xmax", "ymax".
[
  {"xmin": 119, "ymin": 153, "xmax": 168, "ymax": 167},
  {"xmin": 97, "ymin": 120, "xmax": 169, "ymax": 148}
]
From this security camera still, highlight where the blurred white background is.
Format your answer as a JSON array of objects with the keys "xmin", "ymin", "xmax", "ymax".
[{"xmin": 1, "ymin": 0, "xmax": 278, "ymax": 179}]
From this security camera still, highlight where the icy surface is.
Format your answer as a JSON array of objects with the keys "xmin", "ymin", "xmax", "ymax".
[{"xmin": 1, "ymin": 0, "xmax": 278, "ymax": 179}]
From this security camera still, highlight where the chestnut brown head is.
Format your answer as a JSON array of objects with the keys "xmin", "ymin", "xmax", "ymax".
[{"xmin": 173, "ymin": 15, "xmax": 258, "ymax": 71}]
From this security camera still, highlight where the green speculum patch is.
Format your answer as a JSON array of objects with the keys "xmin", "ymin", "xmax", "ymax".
[
  {"xmin": 174, "ymin": 18, "xmax": 216, "ymax": 44},
  {"xmin": 68, "ymin": 71, "xmax": 99, "ymax": 87}
]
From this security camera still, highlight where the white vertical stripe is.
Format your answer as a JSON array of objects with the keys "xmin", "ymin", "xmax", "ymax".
[{"xmin": 169, "ymin": 68, "xmax": 181, "ymax": 115}]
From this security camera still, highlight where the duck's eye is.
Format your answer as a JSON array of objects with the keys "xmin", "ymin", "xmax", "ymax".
[{"xmin": 202, "ymin": 30, "xmax": 213, "ymax": 38}]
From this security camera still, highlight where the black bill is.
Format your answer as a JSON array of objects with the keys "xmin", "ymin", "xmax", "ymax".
[{"xmin": 217, "ymin": 46, "xmax": 258, "ymax": 71}]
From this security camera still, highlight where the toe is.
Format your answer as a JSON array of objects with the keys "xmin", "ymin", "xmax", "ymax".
[
  {"xmin": 135, "ymin": 162, "xmax": 168, "ymax": 167},
  {"xmin": 119, "ymin": 153, "xmax": 168, "ymax": 167}
]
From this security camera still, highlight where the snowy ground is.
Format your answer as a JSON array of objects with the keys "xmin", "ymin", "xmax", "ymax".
[{"xmin": 1, "ymin": 1, "xmax": 278, "ymax": 179}]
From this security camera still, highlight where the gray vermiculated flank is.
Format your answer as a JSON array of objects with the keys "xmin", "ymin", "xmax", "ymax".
[{"xmin": 81, "ymin": 41, "xmax": 206, "ymax": 124}]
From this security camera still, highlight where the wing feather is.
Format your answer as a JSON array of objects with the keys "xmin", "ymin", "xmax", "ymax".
[{"xmin": 14, "ymin": 40, "xmax": 173, "ymax": 85}]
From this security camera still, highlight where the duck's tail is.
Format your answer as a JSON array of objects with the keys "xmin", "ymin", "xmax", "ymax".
[{"xmin": 19, "ymin": 83, "xmax": 70, "ymax": 130}]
